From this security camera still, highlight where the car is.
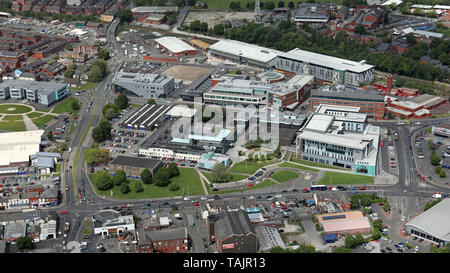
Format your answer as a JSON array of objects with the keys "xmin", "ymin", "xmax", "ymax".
[
  {"xmin": 414, "ymin": 246, "xmax": 419, "ymax": 252},
  {"xmin": 193, "ymin": 202, "xmax": 199, "ymax": 206},
  {"xmin": 183, "ymin": 197, "xmax": 190, "ymax": 201},
  {"xmin": 380, "ymin": 249, "xmax": 386, "ymax": 253},
  {"xmin": 162, "ymin": 202, "xmax": 169, "ymax": 205},
  {"xmin": 200, "ymin": 197, "xmax": 207, "ymax": 200},
  {"xmin": 60, "ymin": 210, "xmax": 68, "ymax": 214},
  {"xmin": 359, "ymin": 186, "xmax": 366, "ymax": 190},
  {"xmin": 401, "ymin": 216, "xmax": 406, "ymax": 221},
  {"xmin": 386, "ymin": 247, "xmax": 392, "ymax": 252},
  {"xmin": 248, "ymin": 184, "xmax": 254, "ymax": 187},
  {"xmin": 292, "ymin": 189, "xmax": 298, "ymax": 192}
]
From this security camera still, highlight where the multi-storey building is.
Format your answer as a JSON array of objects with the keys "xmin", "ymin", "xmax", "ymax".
[
  {"xmin": 0, "ymin": 80, "xmax": 69, "ymax": 106},
  {"xmin": 112, "ymin": 71, "xmax": 175, "ymax": 99},
  {"xmin": 296, "ymin": 104, "xmax": 380, "ymax": 176}
]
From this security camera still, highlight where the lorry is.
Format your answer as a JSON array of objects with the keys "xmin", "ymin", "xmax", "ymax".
[
  {"xmin": 394, "ymin": 133, "xmax": 398, "ymax": 140},
  {"xmin": 64, "ymin": 222, "xmax": 70, "ymax": 232}
]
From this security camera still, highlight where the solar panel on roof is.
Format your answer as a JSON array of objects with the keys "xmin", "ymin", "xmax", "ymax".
[{"xmin": 322, "ymin": 214, "xmax": 346, "ymax": 221}]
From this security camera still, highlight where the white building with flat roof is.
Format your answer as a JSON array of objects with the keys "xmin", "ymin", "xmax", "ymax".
[
  {"xmin": 0, "ymin": 130, "xmax": 44, "ymax": 167},
  {"xmin": 296, "ymin": 105, "xmax": 379, "ymax": 176},
  {"xmin": 155, "ymin": 36, "xmax": 198, "ymax": 56}
]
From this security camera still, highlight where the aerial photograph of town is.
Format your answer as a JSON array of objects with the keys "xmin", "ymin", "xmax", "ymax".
[{"xmin": 0, "ymin": 0, "xmax": 449, "ymax": 263}]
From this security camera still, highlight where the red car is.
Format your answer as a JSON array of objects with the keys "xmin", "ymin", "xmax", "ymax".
[
  {"xmin": 360, "ymin": 186, "xmax": 366, "ymax": 190},
  {"xmin": 193, "ymin": 202, "xmax": 199, "ymax": 206},
  {"xmin": 74, "ymin": 117, "xmax": 78, "ymax": 120},
  {"xmin": 88, "ymin": 169, "xmax": 95, "ymax": 173},
  {"xmin": 248, "ymin": 184, "xmax": 254, "ymax": 187},
  {"xmin": 379, "ymin": 203, "xmax": 384, "ymax": 206},
  {"xmin": 302, "ymin": 188, "xmax": 309, "ymax": 193},
  {"xmin": 60, "ymin": 210, "xmax": 68, "ymax": 214}
]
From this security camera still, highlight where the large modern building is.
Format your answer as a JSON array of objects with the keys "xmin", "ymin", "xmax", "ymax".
[
  {"xmin": 311, "ymin": 86, "xmax": 385, "ymax": 120},
  {"xmin": 208, "ymin": 39, "xmax": 374, "ymax": 86},
  {"xmin": 205, "ymin": 74, "xmax": 314, "ymax": 110},
  {"xmin": 0, "ymin": 80, "xmax": 69, "ymax": 106},
  {"xmin": 317, "ymin": 211, "xmax": 372, "ymax": 235},
  {"xmin": 432, "ymin": 124, "xmax": 450, "ymax": 138},
  {"xmin": 405, "ymin": 198, "xmax": 450, "ymax": 247},
  {"xmin": 112, "ymin": 71, "xmax": 174, "ymax": 99},
  {"xmin": 0, "ymin": 130, "xmax": 45, "ymax": 167},
  {"xmin": 296, "ymin": 105, "xmax": 380, "ymax": 176},
  {"xmin": 386, "ymin": 94, "xmax": 447, "ymax": 119}
]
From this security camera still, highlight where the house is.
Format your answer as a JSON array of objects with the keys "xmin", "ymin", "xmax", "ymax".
[
  {"xmin": 137, "ymin": 227, "xmax": 189, "ymax": 253},
  {"xmin": 3, "ymin": 221, "xmax": 26, "ymax": 243},
  {"xmin": 86, "ymin": 22, "xmax": 104, "ymax": 29},
  {"xmin": 337, "ymin": 6, "xmax": 350, "ymax": 20},
  {"xmin": 63, "ymin": 77, "xmax": 81, "ymax": 88}
]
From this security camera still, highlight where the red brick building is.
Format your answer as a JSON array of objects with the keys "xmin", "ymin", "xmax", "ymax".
[{"xmin": 137, "ymin": 227, "xmax": 189, "ymax": 253}]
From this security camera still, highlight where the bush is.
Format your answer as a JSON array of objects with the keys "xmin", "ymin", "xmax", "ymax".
[
  {"xmin": 154, "ymin": 168, "xmax": 171, "ymax": 187},
  {"xmin": 120, "ymin": 182, "xmax": 130, "ymax": 194},
  {"xmin": 439, "ymin": 169, "xmax": 446, "ymax": 178},
  {"xmin": 95, "ymin": 171, "xmax": 113, "ymax": 190},
  {"xmin": 140, "ymin": 169, "xmax": 153, "ymax": 184},
  {"xmin": 113, "ymin": 170, "xmax": 127, "ymax": 186},
  {"xmin": 435, "ymin": 166, "xmax": 442, "ymax": 175},
  {"xmin": 134, "ymin": 181, "xmax": 144, "ymax": 193},
  {"xmin": 169, "ymin": 184, "xmax": 180, "ymax": 191}
]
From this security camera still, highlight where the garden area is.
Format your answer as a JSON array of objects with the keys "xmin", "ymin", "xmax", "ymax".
[
  {"xmin": 52, "ymin": 97, "xmax": 81, "ymax": 116},
  {"xmin": 0, "ymin": 104, "xmax": 33, "ymax": 114},
  {"xmin": 201, "ymin": 171, "xmax": 248, "ymax": 184},
  {"xmin": 317, "ymin": 172, "xmax": 374, "ymax": 185},
  {"xmin": 278, "ymin": 162, "xmax": 318, "ymax": 172},
  {"xmin": 230, "ymin": 159, "xmax": 278, "ymax": 174},
  {"xmin": 31, "ymin": 115, "xmax": 56, "ymax": 128},
  {"xmin": 271, "ymin": 170, "xmax": 299, "ymax": 183},
  {"xmin": 91, "ymin": 167, "xmax": 205, "ymax": 199}
]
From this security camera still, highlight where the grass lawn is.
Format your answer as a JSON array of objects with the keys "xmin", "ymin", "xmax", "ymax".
[
  {"xmin": 26, "ymin": 112, "xmax": 44, "ymax": 118},
  {"xmin": 31, "ymin": 115, "xmax": 56, "ymax": 128},
  {"xmin": 69, "ymin": 81, "xmax": 99, "ymax": 91},
  {"xmin": 130, "ymin": 104, "xmax": 142, "ymax": 108},
  {"xmin": 201, "ymin": 171, "xmax": 248, "ymax": 184},
  {"xmin": 230, "ymin": 160, "xmax": 277, "ymax": 174},
  {"xmin": 271, "ymin": 170, "xmax": 299, "ymax": 183},
  {"xmin": 206, "ymin": 178, "xmax": 278, "ymax": 194},
  {"xmin": 0, "ymin": 120, "xmax": 26, "ymax": 131},
  {"xmin": 0, "ymin": 104, "xmax": 32, "ymax": 114},
  {"xmin": 317, "ymin": 171, "xmax": 374, "ymax": 185},
  {"xmin": 55, "ymin": 163, "xmax": 61, "ymax": 173},
  {"xmin": 91, "ymin": 168, "xmax": 205, "ymax": 199},
  {"xmin": 52, "ymin": 97, "xmax": 80, "ymax": 115},
  {"xmin": 2, "ymin": 115, "xmax": 23, "ymax": 121},
  {"xmin": 290, "ymin": 156, "xmax": 349, "ymax": 171},
  {"xmin": 278, "ymin": 162, "xmax": 319, "ymax": 172}
]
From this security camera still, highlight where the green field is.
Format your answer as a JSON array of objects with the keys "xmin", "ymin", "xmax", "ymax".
[
  {"xmin": 0, "ymin": 120, "xmax": 26, "ymax": 131},
  {"xmin": 0, "ymin": 104, "xmax": 32, "ymax": 114},
  {"xmin": 201, "ymin": 171, "xmax": 248, "ymax": 183},
  {"xmin": 206, "ymin": 178, "xmax": 277, "ymax": 194},
  {"xmin": 271, "ymin": 170, "xmax": 299, "ymax": 182},
  {"xmin": 55, "ymin": 163, "xmax": 61, "ymax": 173},
  {"xmin": 2, "ymin": 115, "xmax": 23, "ymax": 121},
  {"xmin": 91, "ymin": 168, "xmax": 205, "ymax": 199},
  {"xmin": 317, "ymin": 172, "xmax": 374, "ymax": 185},
  {"xmin": 290, "ymin": 157, "xmax": 349, "ymax": 171},
  {"xmin": 278, "ymin": 162, "xmax": 319, "ymax": 172},
  {"xmin": 26, "ymin": 112, "xmax": 44, "ymax": 118},
  {"xmin": 31, "ymin": 115, "xmax": 56, "ymax": 128},
  {"xmin": 52, "ymin": 97, "xmax": 80, "ymax": 115},
  {"xmin": 69, "ymin": 82, "xmax": 99, "ymax": 91},
  {"xmin": 230, "ymin": 160, "xmax": 277, "ymax": 174}
]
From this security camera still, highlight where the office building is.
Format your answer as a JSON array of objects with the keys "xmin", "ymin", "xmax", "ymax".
[
  {"xmin": 112, "ymin": 71, "xmax": 174, "ymax": 99},
  {"xmin": 292, "ymin": 3, "xmax": 331, "ymax": 23},
  {"xmin": 0, "ymin": 80, "xmax": 69, "ymax": 106},
  {"xmin": 296, "ymin": 105, "xmax": 380, "ymax": 176}
]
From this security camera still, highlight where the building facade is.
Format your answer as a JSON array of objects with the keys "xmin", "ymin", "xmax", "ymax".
[{"xmin": 113, "ymin": 71, "xmax": 174, "ymax": 99}]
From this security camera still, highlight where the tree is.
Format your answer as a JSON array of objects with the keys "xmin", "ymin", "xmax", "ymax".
[
  {"xmin": 16, "ymin": 236, "xmax": 33, "ymax": 251},
  {"xmin": 278, "ymin": 1, "xmax": 284, "ymax": 8},
  {"xmin": 383, "ymin": 202, "xmax": 391, "ymax": 211},
  {"xmin": 248, "ymin": 153, "xmax": 253, "ymax": 161},
  {"xmin": 200, "ymin": 22, "xmax": 208, "ymax": 33},
  {"xmin": 64, "ymin": 67, "xmax": 75, "ymax": 78},
  {"xmin": 354, "ymin": 24, "xmax": 368, "ymax": 35},
  {"xmin": 169, "ymin": 183, "xmax": 180, "ymax": 191},
  {"xmin": 405, "ymin": 33, "xmax": 416, "ymax": 45},
  {"xmin": 333, "ymin": 247, "xmax": 352, "ymax": 253},
  {"xmin": 92, "ymin": 119, "xmax": 112, "ymax": 143},
  {"xmin": 66, "ymin": 44, "xmax": 73, "ymax": 51},
  {"xmin": 120, "ymin": 182, "xmax": 131, "ymax": 194},
  {"xmin": 288, "ymin": 1, "xmax": 295, "ymax": 9},
  {"xmin": 153, "ymin": 168, "xmax": 171, "ymax": 186},
  {"xmin": 47, "ymin": 131, "xmax": 55, "ymax": 142},
  {"xmin": 439, "ymin": 169, "xmax": 446, "ymax": 178},
  {"xmin": 140, "ymin": 169, "xmax": 153, "ymax": 185},
  {"xmin": 95, "ymin": 171, "xmax": 114, "ymax": 190},
  {"xmin": 168, "ymin": 163, "xmax": 180, "ymax": 177},
  {"xmin": 166, "ymin": 12, "xmax": 178, "ymax": 25},
  {"xmin": 229, "ymin": 1, "xmax": 241, "ymax": 10},
  {"xmin": 213, "ymin": 23, "xmax": 225, "ymax": 35},
  {"xmin": 71, "ymin": 100, "xmax": 80, "ymax": 111},
  {"xmin": 114, "ymin": 94, "xmax": 129, "ymax": 110},
  {"xmin": 254, "ymin": 154, "xmax": 259, "ymax": 161},
  {"xmin": 117, "ymin": 9, "xmax": 132, "ymax": 22},
  {"xmin": 84, "ymin": 148, "xmax": 110, "ymax": 166},
  {"xmin": 134, "ymin": 181, "xmax": 144, "ymax": 193},
  {"xmin": 260, "ymin": 154, "xmax": 266, "ymax": 161},
  {"xmin": 88, "ymin": 60, "xmax": 108, "ymax": 82},
  {"xmin": 373, "ymin": 219, "xmax": 383, "ymax": 231},
  {"xmin": 104, "ymin": 108, "xmax": 118, "ymax": 120},
  {"xmin": 345, "ymin": 235, "xmax": 356, "ymax": 248},
  {"xmin": 210, "ymin": 163, "xmax": 232, "ymax": 183},
  {"xmin": 97, "ymin": 48, "xmax": 110, "ymax": 60},
  {"xmin": 266, "ymin": 1, "xmax": 275, "ymax": 10},
  {"xmin": 435, "ymin": 165, "xmax": 442, "ymax": 175},
  {"xmin": 147, "ymin": 99, "xmax": 156, "ymax": 104},
  {"xmin": 113, "ymin": 170, "xmax": 127, "ymax": 186},
  {"xmin": 190, "ymin": 20, "xmax": 201, "ymax": 31},
  {"xmin": 430, "ymin": 152, "xmax": 441, "ymax": 166}
]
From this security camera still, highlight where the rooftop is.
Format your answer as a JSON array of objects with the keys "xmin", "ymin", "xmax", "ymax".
[
  {"xmin": 209, "ymin": 39, "xmax": 281, "ymax": 64},
  {"xmin": 155, "ymin": 36, "xmax": 197, "ymax": 53},
  {"xmin": 114, "ymin": 71, "xmax": 173, "ymax": 85},
  {"xmin": 131, "ymin": 6, "xmax": 179, "ymax": 13},
  {"xmin": 0, "ymin": 130, "xmax": 44, "ymax": 166},
  {"xmin": 406, "ymin": 198, "xmax": 450, "ymax": 242},
  {"xmin": 215, "ymin": 210, "xmax": 256, "ymax": 242}
]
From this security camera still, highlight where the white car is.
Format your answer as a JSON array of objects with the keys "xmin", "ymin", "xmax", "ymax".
[
  {"xmin": 331, "ymin": 187, "xmax": 338, "ymax": 191},
  {"xmin": 200, "ymin": 197, "xmax": 207, "ymax": 200},
  {"xmin": 183, "ymin": 197, "xmax": 190, "ymax": 201},
  {"xmin": 414, "ymin": 246, "xmax": 419, "ymax": 252},
  {"xmin": 248, "ymin": 196, "xmax": 254, "ymax": 199},
  {"xmin": 275, "ymin": 194, "xmax": 282, "ymax": 198},
  {"xmin": 401, "ymin": 216, "xmax": 406, "ymax": 221}
]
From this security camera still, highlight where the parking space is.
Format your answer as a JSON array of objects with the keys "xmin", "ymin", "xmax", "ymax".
[{"xmin": 101, "ymin": 130, "xmax": 147, "ymax": 157}]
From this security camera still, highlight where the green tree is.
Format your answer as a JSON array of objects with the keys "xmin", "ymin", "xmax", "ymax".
[
  {"xmin": 71, "ymin": 100, "xmax": 80, "ymax": 111},
  {"xmin": 213, "ymin": 23, "xmax": 225, "ymax": 35},
  {"xmin": 435, "ymin": 165, "xmax": 442, "ymax": 175},
  {"xmin": 439, "ymin": 169, "xmax": 446, "ymax": 178},
  {"xmin": 373, "ymin": 219, "xmax": 383, "ymax": 231},
  {"xmin": 168, "ymin": 163, "xmax": 180, "ymax": 177},
  {"xmin": 97, "ymin": 48, "xmax": 110, "ymax": 60},
  {"xmin": 266, "ymin": 1, "xmax": 275, "ymax": 10},
  {"xmin": 200, "ymin": 22, "xmax": 208, "ymax": 32},
  {"xmin": 169, "ymin": 183, "xmax": 180, "ymax": 191},
  {"xmin": 288, "ymin": 1, "xmax": 295, "ymax": 9},
  {"xmin": 66, "ymin": 44, "xmax": 73, "ymax": 51},
  {"xmin": 383, "ymin": 202, "xmax": 391, "ymax": 211},
  {"xmin": 154, "ymin": 168, "xmax": 171, "ymax": 186},
  {"xmin": 104, "ymin": 108, "xmax": 118, "ymax": 120},
  {"xmin": 92, "ymin": 119, "xmax": 112, "ymax": 143},
  {"xmin": 113, "ymin": 170, "xmax": 127, "ymax": 186},
  {"xmin": 117, "ymin": 9, "xmax": 132, "ymax": 22},
  {"xmin": 210, "ymin": 163, "xmax": 232, "ymax": 183},
  {"xmin": 15, "ymin": 236, "xmax": 33, "ymax": 251},
  {"xmin": 114, "ymin": 94, "xmax": 129, "ymax": 110},
  {"xmin": 120, "ymin": 182, "xmax": 131, "ymax": 194},
  {"xmin": 405, "ymin": 33, "xmax": 416, "ymax": 45},
  {"xmin": 141, "ymin": 169, "xmax": 153, "ymax": 185},
  {"xmin": 147, "ymin": 99, "xmax": 156, "ymax": 104},
  {"xmin": 354, "ymin": 24, "xmax": 368, "ymax": 35},
  {"xmin": 47, "ymin": 131, "xmax": 55, "ymax": 142},
  {"xmin": 430, "ymin": 152, "xmax": 441, "ymax": 166},
  {"xmin": 134, "ymin": 181, "xmax": 144, "ymax": 193},
  {"xmin": 84, "ymin": 148, "xmax": 110, "ymax": 166},
  {"xmin": 190, "ymin": 20, "xmax": 201, "ymax": 31},
  {"xmin": 95, "ymin": 171, "xmax": 114, "ymax": 190}
]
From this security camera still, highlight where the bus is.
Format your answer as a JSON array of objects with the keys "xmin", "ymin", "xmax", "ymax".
[{"xmin": 310, "ymin": 185, "xmax": 328, "ymax": 191}]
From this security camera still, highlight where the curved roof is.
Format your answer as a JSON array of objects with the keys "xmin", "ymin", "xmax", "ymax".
[{"xmin": 406, "ymin": 198, "xmax": 450, "ymax": 242}]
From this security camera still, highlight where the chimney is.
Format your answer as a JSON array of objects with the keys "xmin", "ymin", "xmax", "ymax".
[{"xmin": 387, "ymin": 73, "xmax": 393, "ymax": 93}]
